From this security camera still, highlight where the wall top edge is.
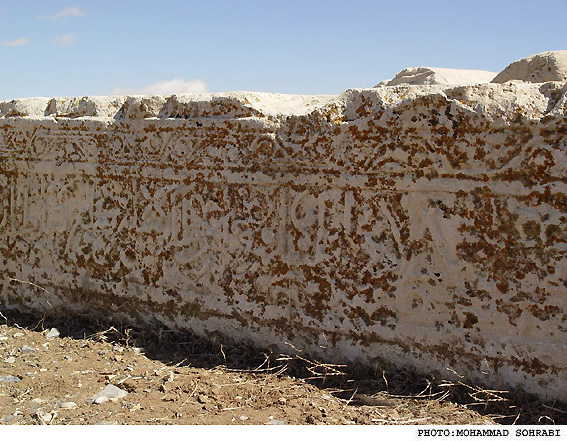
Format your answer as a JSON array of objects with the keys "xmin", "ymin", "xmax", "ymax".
[{"xmin": 0, "ymin": 82, "xmax": 566, "ymax": 122}]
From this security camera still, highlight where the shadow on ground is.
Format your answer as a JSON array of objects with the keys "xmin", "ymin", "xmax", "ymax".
[{"xmin": 1, "ymin": 308, "xmax": 565, "ymax": 425}]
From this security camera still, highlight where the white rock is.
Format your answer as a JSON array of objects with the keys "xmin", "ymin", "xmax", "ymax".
[
  {"xmin": 0, "ymin": 375, "xmax": 21, "ymax": 382},
  {"xmin": 4, "ymin": 356, "xmax": 15, "ymax": 364},
  {"xmin": 58, "ymin": 401, "xmax": 77, "ymax": 409},
  {"xmin": 492, "ymin": 50, "xmax": 567, "ymax": 83},
  {"xmin": 376, "ymin": 67, "xmax": 496, "ymax": 87},
  {"xmin": 89, "ymin": 384, "xmax": 128, "ymax": 404},
  {"xmin": 46, "ymin": 328, "xmax": 60, "ymax": 339},
  {"xmin": 94, "ymin": 396, "xmax": 109, "ymax": 405},
  {"xmin": 21, "ymin": 345, "xmax": 36, "ymax": 353}
]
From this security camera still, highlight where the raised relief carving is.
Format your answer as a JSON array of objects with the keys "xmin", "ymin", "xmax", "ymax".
[
  {"xmin": 391, "ymin": 192, "xmax": 463, "ymax": 326},
  {"xmin": 0, "ymin": 173, "xmax": 9, "ymax": 230},
  {"xmin": 1, "ymin": 86, "xmax": 566, "ymax": 400},
  {"xmin": 30, "ymin": 130, "xmax": 97, "ymax": 162}
]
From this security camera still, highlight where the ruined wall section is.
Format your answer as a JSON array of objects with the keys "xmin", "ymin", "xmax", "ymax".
[{"xmin": 1, "ymin": 83, "xmax": 566, "ymax": 399}]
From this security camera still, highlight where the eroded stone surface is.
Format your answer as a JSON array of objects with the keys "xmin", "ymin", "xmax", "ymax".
[
  {"xmin": 0, "ymin": 85, "xmax": 566, "ymax": 400},
  {"xmin": 492, "ymin": 50, "xmax": 567, "ymax": 83}
]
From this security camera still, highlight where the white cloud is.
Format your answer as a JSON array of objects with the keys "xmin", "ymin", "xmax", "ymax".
[
  {"xmin": 38, "ymin": 7, "xmax": 85, "ymax": 20},
  {"xmin": 1, "ymin": 37, "xmax": 29, "ymax": 47},
  {"xmin": 54, "ymin": 33, "xmax": 75, "ymax": 47},
  {"xmin": 111, "ymin": 78, "xmax": 208, "ymax": 95}
]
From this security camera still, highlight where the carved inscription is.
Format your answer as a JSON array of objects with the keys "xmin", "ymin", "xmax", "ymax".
[{"xmin": 1, "ymin": 86, "xmax": 566, "ymax": 399}]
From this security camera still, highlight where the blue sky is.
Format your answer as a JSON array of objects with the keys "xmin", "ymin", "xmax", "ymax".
[{"xmin": 0, "ymin": 0, "xmax": 566, "ymax": 99}]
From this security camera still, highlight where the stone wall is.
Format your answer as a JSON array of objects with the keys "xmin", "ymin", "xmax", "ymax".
[{"xmin": 1, "ymin": 82, "xmax": 566, "ymax": 399}]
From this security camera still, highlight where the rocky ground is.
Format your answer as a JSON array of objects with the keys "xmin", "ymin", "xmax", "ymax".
[{"xmin": 0, "ymin": 310, "xmax": 564, "ymax": 425}]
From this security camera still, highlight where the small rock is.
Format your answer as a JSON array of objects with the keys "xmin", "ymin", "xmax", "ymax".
[
  {"xmin": 98, "ymin": 350, "xmax": 106, "ymax": 355},
  {"xmin": 197, "ymin": 394, "xmax": 208, "ymax": 404},
  {"xmin": 35, "ymin": 410, "xmax": 54, "ymax": 424},
  {"xmin": 266, "ymin": 418, "xmax": 285, "ymax": 425},
  {"xmin": 94, "ymin": 396, "xmax": 109, "ymax": 405},
  {"xmin": 278, "ymin": 397, "xmax": 287, "ymax": 404},
  {"xmin": 21, "ymin": 345, "xmax": 36, "ymax": 354},
  {"xmin": 89, "ymin": 384, "xmax": 128, "ymax": 404},
  {"xmin": 4, "ymin": 356, "xmax": 16, "ymax": 364},
  {"xmin": 58, "ymin": 401, "xmax": 77, "ymax": 409},
  {"xmin": 0, "ymin": 375, "xmax": 21, "ymax": 383},
  {"xmin": 46, "ymin": 328, "xmax": 60, "ymax": 339},
  {"xmin": 1, "ymin": 415, "xmax": 16, "ymax": 423},
  {"xmin": 13, "ymin": 332, "xmax": 24, "ymax": 338},
  {"xmin": 239, "ymin": 415, "xmax": 249, "ymax": 421},
  {"xmin": 0, "ymin": 335, "xmax": 8, "ymax": 341}
]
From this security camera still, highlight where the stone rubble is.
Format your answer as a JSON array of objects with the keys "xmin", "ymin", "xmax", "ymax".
[{"xmin": 89, "ymin": 384, "xmax": 128, "ymax": 404}]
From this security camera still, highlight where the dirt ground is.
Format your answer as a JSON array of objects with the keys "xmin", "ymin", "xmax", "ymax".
[{"xmin": 0, "ymin": 310, "xmax": 564, "ymax": 426}]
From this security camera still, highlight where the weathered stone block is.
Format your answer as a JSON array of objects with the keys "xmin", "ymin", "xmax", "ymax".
[{"xmin": 0, "ymin": 84, "xmax": 566, "ymax": 400}]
